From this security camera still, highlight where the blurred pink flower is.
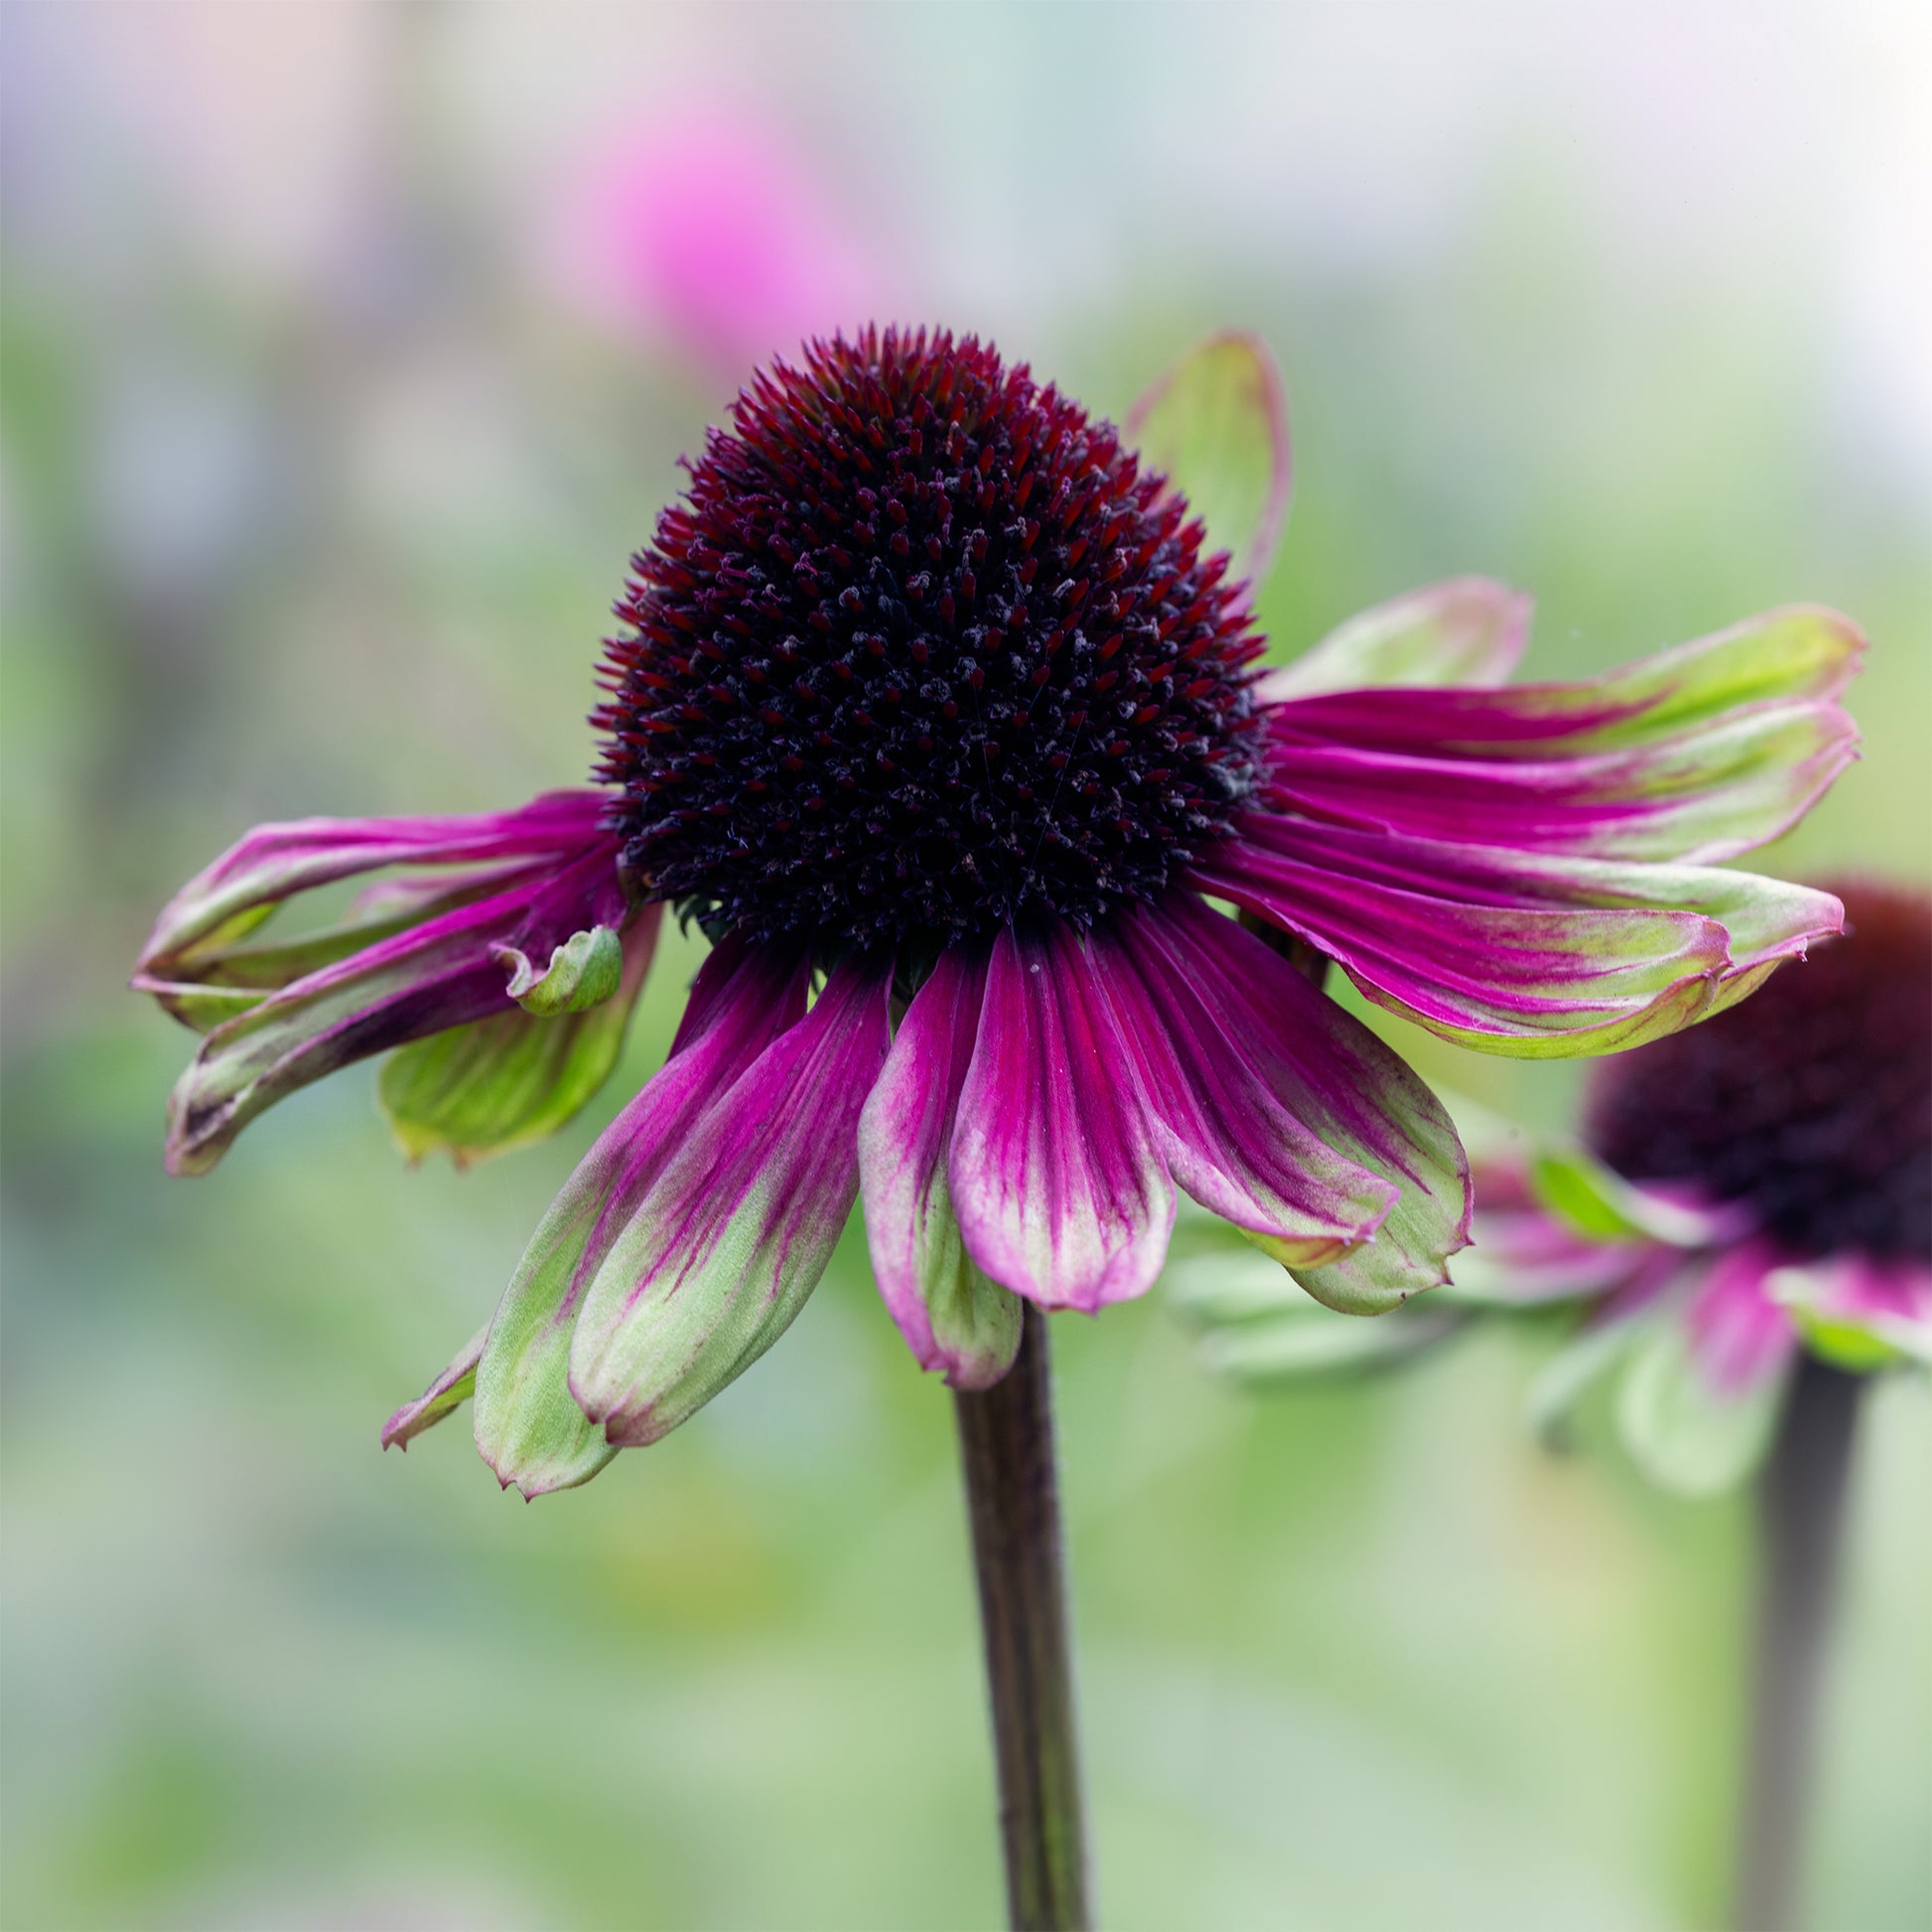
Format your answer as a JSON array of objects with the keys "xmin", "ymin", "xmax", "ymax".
[{"xmin": 556, "ymin": 102, "xmax": 895, "ymax": 378}]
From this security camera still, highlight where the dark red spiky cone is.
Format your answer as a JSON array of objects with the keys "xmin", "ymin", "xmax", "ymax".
[
  {"xmin": 1587, "ymin": 881, "xmax": 1932, "ymax": 1261},
  {"xmin": 594, "ymin": 326, "xmax": 1268, "ymax": 950}
]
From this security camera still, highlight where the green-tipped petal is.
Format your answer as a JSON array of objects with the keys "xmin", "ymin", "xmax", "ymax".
[
  {"xmin": 474, "ymin": 934, "xmax": 811, "ymax": 1497},
  {"xmin": 140, "ymin": 794, "xmax": 637, "ymax": 1173},
  {"xmin": 496, "ymin": 923, "xmax": 625, "ymax": 1017},
  {"xmin": 1616, "ymin": 1307, "xmax": 1790, "ymax": 1495},
  {"xmin": 138, "ymin": 792, "xmax": 613, "ymax": 977},
  {"xmin": 1197, "ymin": 825, "xmax": 1846, "ymax": 1062},
  {"xmin": 381, "ymin": 1324, "xmax": 486, "ymax": 1449},
  {"xmin": 379, "ymin": 907, "xmax": 660, "ymax": 1168},
  {"xmin": 1261, "ymin": 578, "xmax": 1531, "ymax": 701},
  {"xmin": 1525, "ymin": 1312, "xmax": 1646, "ymax": 1449},
  {"xmin": 1125, "ymin": 330, "xmax": 1291, "ymax": 591},
  {"xmin": 569, "ymin": 957, "xmax": 893, "ymax": 1449},
  {"xmin": 1768, "ymin": 1258, "xmax": 1932, "ymax": 1372},
  {"xmin": 1170, "ymin": 1249, "xmax": 1462, "ymax": 1381},
  {"xmin": 858, "ymin": 946, "xmax": 1024, "ymax": 1390},
  {"xmin": 1527, "ymin": 1147, "xmax": 1736, "ymax": 1248}
]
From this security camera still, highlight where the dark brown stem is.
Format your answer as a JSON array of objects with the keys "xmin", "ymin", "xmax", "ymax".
[
  {"xmin": 1731, "ymin": 1355, "xmax": 1863, "ymax": 1932},
  {"xmin": 953, "ymin": 1304, "xmax": 1091, "ymax": 1931}
]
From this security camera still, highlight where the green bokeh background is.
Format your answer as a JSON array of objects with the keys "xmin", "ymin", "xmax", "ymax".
[{"xmin": 3, "ymin": 5, "xmax": 1928, "ymax": 1928}]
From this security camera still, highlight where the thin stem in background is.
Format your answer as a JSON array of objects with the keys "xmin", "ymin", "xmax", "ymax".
[
  {"xmin": 1732, "ymin": 1355, "xmax": 1863, "ymax": 1932},
  {"xmin": 953, "ymin": 1302, "xmax": 1091, "ymax": 1932}
]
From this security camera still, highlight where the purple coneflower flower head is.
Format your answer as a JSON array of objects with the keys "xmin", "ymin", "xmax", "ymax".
[
  {"xmin": 1549, "ymin": 880, "xmax": 1928, "ymax": 1488},
  {"xmin": 1181, "ymin": 883, "xmax": 1928, "ymax": 1493},
  {"xmin": 136, "ymin": 326, "xmax": 1863, "ymax": 1495}
]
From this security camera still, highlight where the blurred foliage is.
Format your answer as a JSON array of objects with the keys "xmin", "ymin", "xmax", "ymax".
[{"xmin": 3, "ymin": 5, "xmax": 1928, "ymax": 1929}]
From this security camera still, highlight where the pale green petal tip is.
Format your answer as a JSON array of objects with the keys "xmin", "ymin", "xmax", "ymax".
[
  {"xmin": 1787, "ymin": 1309, "xmax": 1910, "ymax": 1374},
  {"xmin": 377, "ymin": 994, "xmax": 633, "ymax": 1169},
  {"xmin": 1126, "ymin": 330, "xmax": 1291, "ymax": 589},
  {"xmin": 381, "ymin": 1323, "xmax": 487, "ymax": 1449},
  {"xmin": 1173, "ymin": 1252, "xmax": 1460, "ymax": 1382},
  {"xmin": 1528, "ymin": 1150, "xmax": 1719, "ymax": 1248},
  {"xmin": 1614, "ymin": 1313, "xmax": 1788, "ymax": 1495},
  {"xmin": 1764, "ymin": 1265, "xmax": 1932, "ymax": 1372},
  {"xmin": 379, "ymin": 912, "xmax": 656, "ymax": 1169},
  {"xmin": 1167, "ymin": 1243, "xmax": 1460, "ymax": 1382},
  {"xmin": 1263, "ymin": 576, "xmax": 1532, "ymax": 701},
  {"xmin": 1524, "ymin": 1316, "xmax": 1641, "ymax": 1449},
  {"xmin": 930, "ymin": 1260, "xmax": 1025, "ymax": 1392},
  {"xmin": 475, "ymin": 1301, "xmax": 621, "ymax": 1499},
  {"xmin": 497, "ymin": 924, "xmax": 624, "ymax": 1016}
]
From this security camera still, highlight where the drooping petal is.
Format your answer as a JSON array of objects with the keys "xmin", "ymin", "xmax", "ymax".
[
  {"xmin": 1263, "ymin": 606, "xmax": 1862, "ymax": 865},
  {"xmin": 137, "ymin": 791, "xmax": 614, "ymax": 976},
  {"xmin": 1125, "ymin": 330, "xmax": 1292, "ymax": 592},
  {"xmin": 496, "ymin": 923, "xmax": 626, "ymax": 1016},
  {"xmin": 158, "ymin": 836, "xmax": 638, "ymax": 1174},
  {"xmin": 377, "ymin": 904, "xmax": 663, "ymax": 1168},
  {"xmin": 857, "ymin": 947, "xmax": 1023, "ymax": 1391},
  {"xmin": 1447, "ymin": 1207, "xmax": 1658, "ymax": 1307},
  {"xmin": 1616, "ymin": 1242, "xmax": 1798, "ymax": 1494},
  {"xmin": 1518, "ymin": 1240, "xmax": 1700, "ymax": 1447},
  {"xmin": 1768, "ymin": 1254, "xmax": 1932, "ymax": 1371},
  {"xmin": 473, "ymin": 932, "xmax": 809, "ymax": 1496},
  {"xmin": 1205, "ymin": 1299, "xmax": 1464, "ymax": 1383},
  {"xmin": 1524, "ymin": 1148, "xmax": 1749, "ymax": 1248},
  {"xmin": 1194, "ymin": 815, "xmax": 1844, "ymax": 1057},
  {"xmin": 381, "ymin": 1324, "xmax": 487, "ymax": 1449},
  {"xmin": 1093, "ymin": 901, "xmax": 1401, "ymax": 1276},
  {"xmin": 949, "ymin": 922, "xmax": 1175, "ymax": 1312},
  {"xmin": 568, "ymin": 955, "xmax": 894, "ymax": 1449},
  {"xmin": 137, "ymin": 791, "xmax": 647, "ymax": 1173},
  {"xmin": 1166, "ymin": 1244, "xmax": 1464, "ymax": 1379},
  {"xmin": 1142, "ymin": 894, "xmax": 1470, "ymax": 1311},
  {"xmin": 1259, "ymin": 578, "xmax": 1531, "ymax": 702},
  {"xmin": 1524, "ymin": 1308, "xmax": 1651, "ymax": 1449},
  {"xmin": 137, "ymin": 895, "xmax": 495, "ymax": 1034}
]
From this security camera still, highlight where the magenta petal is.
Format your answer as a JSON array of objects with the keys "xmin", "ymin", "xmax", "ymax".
[
  {"xmin": 1267, "ymin": 606, "xmax": 1861, "ymax": 756},
  {"xmin": 138, "ymin": 790, "xmax": 614, "ymax": 975},
  {"xmin": 1196, "ymin": 816, "xmax": 1775, "ymax": 1057},
  {"xmin": 473, "ymin": 931, "xmax": 810, "ymax": 1496},
  {"xmin": 158, "ymin": 833, "xmax": 634, "ymax": 1173},
  {"xmin": 136, "ymin": 789, "xmax": 641, "ymax": 1173},
  {"xmin": 568, "ymin": 955, "xmax": 894, "ymax": 1447},
  {"xmin": 950, "ymin": 923, "xmax": 1175, "ymax": 1312},
  {"xmin": 858, "ymin": 946, "xmax": 1023, "ymax": 1390},
  {"xmin": 1140, "ymin": 895, "xmax": 1470, "ymax": 1311},
  {"xmin": 1682, "ymin": 1242, "xmax": 1800, "ymax": 1395},
  {"xmin": 1452, "ymin": 1205, "xmax": 1658, "ymax": 1305},
  {"xmin": 1262, "ymin": 606, "xmax": 1862, "ymax": 865},
  {"xmin": 1260, "ymin": 718, "xmax": 1856, "ymax": 864},
  {"xmin": 1091, "ymin": 903, "xmax": 1401, "ymax": 1271}
]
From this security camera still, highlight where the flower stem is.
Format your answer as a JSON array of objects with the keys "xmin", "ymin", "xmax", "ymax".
[
  {"xmin": 953, "ymin": 1303, "xmax": 1091, "ymax": 1931},
  {"xmin": 1732, "ymin": 1355, "xmax": 1863, "ymax": 1932}
]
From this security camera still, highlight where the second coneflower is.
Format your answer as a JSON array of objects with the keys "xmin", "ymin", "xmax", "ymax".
[
  {"xmin": 137, "ymin": 326, "xmax": 1862, "ymax": 1928},
  {"xmin": 1176, "ymin": 882, "xmax": 1927, "ymax": 1932}
]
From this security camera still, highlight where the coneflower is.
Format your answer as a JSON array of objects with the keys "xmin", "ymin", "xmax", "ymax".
[
  {"xmin": 136, "ymin": 328, "xmax": 1862, "ymax": 1928},
  {"xmin": 1177, "ymin": 882, "xmax": 1926, "ymax": 1932}
]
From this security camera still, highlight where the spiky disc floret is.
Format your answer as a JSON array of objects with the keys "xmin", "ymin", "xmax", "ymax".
[
  {"xmin": 1587, "ymin": 883, "xmax": 1932, "ymax": 1261},
  {"xmin": 594, "ymin": 327, "xmax": 1267, "ymax": 948}
]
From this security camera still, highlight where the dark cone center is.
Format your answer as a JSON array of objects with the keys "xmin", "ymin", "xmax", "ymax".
[{"xmin": 594, "ymin": 327, "xmax": 1267, "ymax": 949}]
